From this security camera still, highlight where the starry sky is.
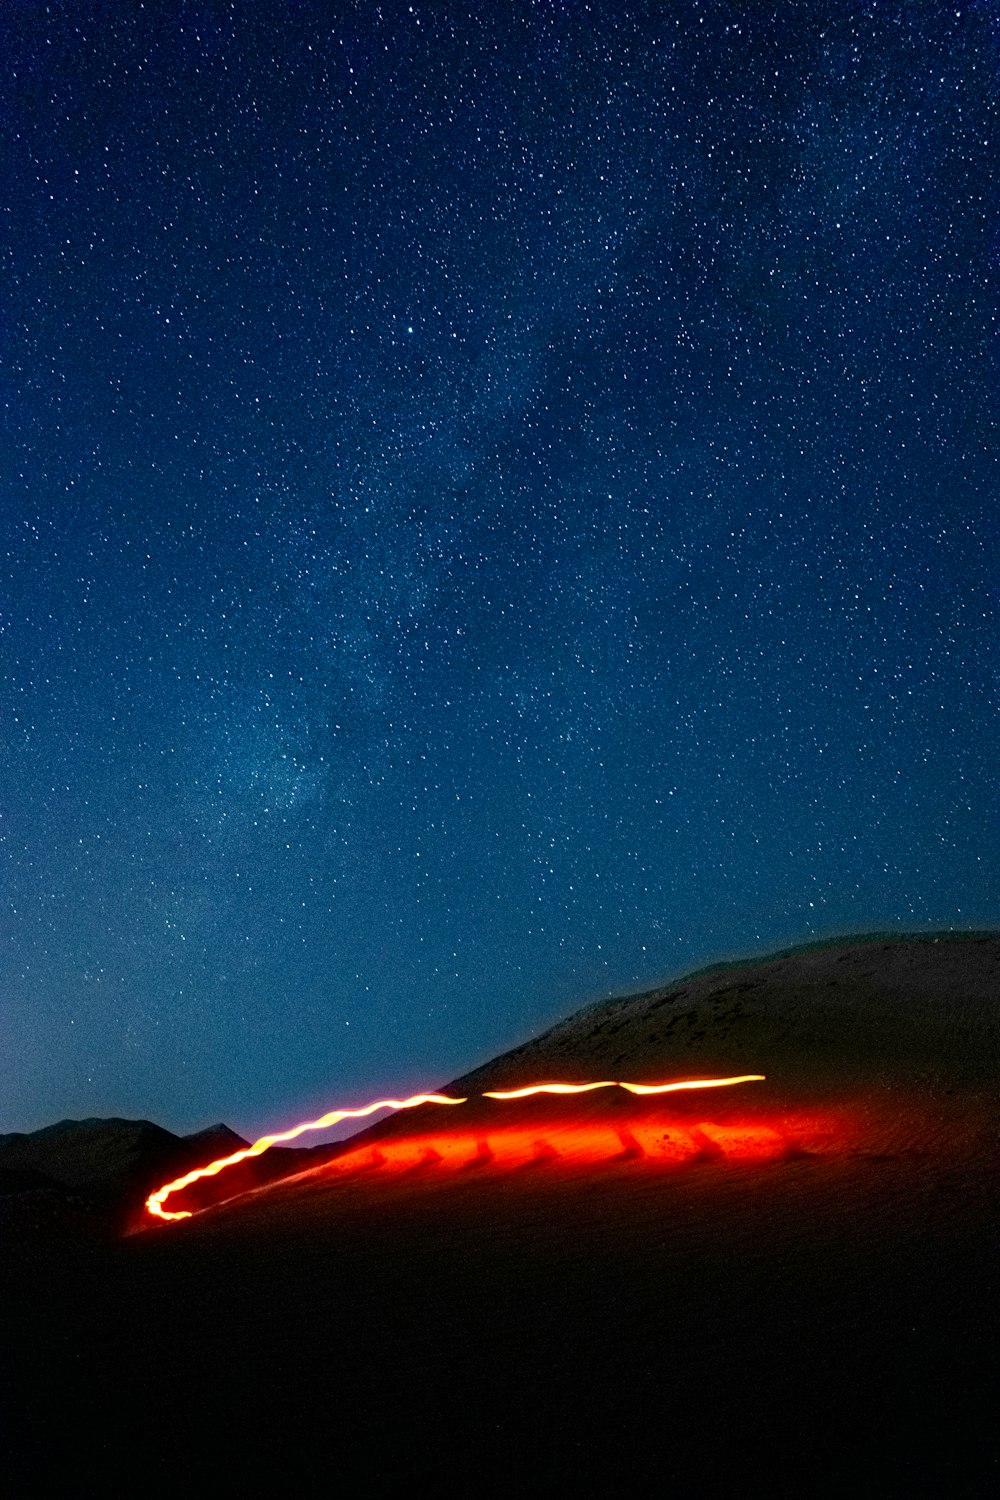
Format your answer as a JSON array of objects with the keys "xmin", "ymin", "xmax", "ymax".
[{"xmin": 2, "ymin": 1, "xmax": 997, "ymax": 1136}]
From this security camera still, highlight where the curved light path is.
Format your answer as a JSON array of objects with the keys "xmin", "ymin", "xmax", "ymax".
[
  {"xmin": 146, "ymin": 1074, "xmax": 765, "ymax": 1224},
  {"xmin": 485, "ymin": 1076, "xmax": 766, "ymax": 1100}
]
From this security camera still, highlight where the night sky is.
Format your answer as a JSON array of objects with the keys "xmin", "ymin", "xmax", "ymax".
[{"xmin": 3, "ymin": 2, "xmax": 997, "ymax": 1136}]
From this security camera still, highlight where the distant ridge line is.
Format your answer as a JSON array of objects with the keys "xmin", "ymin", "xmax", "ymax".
[
  {"xmin": 626, "ymin": 926, "xmax": 998, "ymax": 996},
  {"xmin": 500, "ymin": 928, "xmax": 1000, "ymax": 1059}
]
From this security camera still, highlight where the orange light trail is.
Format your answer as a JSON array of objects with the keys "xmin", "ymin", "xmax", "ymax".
[
  {"xmin": 145, "ymin": 1093, "xmax": 467, "ymax": 1222},
  {"xmin": 484, "ymin": 1075, "xmax": 766, "ymax": 1100},
  {"xmin": 145, "ymin": 1074, "xmax": 765, "ymax": 1224},
  {"xmin": 621, "ymin": 1075, "xmax": 766, "ymax": 1095},
  {"xmin": 483, "ymin": 1081, "xmax": 618, "ymax": 1099}
]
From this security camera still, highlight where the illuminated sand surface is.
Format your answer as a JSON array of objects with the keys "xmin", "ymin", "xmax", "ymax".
[
  {"xmin": 145, "ymin": 1074, "xmax": 767, "ymax": 1220},
  {"xmin": 5, "ymin": 935, "xmax": 998, "ymax": 1493}
]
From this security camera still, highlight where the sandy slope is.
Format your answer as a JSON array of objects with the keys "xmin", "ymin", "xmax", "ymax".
[
  {"xmin": 3, "ymin": 933, "xmax": 998, "ymax": 1495},
  {"xmin": 445, "ymin": 930, "xmax": 1000, "ymax": 1092}
]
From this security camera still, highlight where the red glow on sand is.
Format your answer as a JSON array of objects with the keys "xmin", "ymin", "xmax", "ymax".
[
  {"xmin": 312, "ymin": 1117, "xmax": 796, "ymax": 1179},
  {"xmin": 145, "ymin": 1074, "xmax": 766, "ymax": 1224}
]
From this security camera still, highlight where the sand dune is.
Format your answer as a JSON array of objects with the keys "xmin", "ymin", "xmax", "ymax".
[
  {"xmin": 445, "ymin": 930, "xmax": 1000, "ymax": 1092},
  {"xmin": 3, "ymin": 933, "xmax": 997, "ymax": 1493}
]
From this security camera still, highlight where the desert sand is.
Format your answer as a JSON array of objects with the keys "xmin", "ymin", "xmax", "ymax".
[{"xmin": 3, "ymin": 932, "xmax": 997, "ymax": 1494}]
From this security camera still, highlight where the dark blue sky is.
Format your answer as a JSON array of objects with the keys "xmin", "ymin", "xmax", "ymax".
[{"xmin": 3, "ymin": 1, "xmax": 997, "ymax": 1135}]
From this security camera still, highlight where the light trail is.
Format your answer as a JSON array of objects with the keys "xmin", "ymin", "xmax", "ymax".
[
  {"xmin": 482, "ymin": 1081, "xmax": 617, "ymax": 1099},
  {"xmin": 621, "ymin": 1075, "xmax": 766, "ymax": 1095},
  {"xmin": 485, "ymin": 1075, "xmax": 766, "ymax": 1100},
  {"xmin": 146, "ymin": 1093, "xmax": 467, "ymax": 1222},
  {"xmin": 145, "ymin": 1074, "xmax": 765, "ymax": 1224}
]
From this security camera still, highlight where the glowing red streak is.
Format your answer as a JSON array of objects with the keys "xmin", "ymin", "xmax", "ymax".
[{"xmin": 145, "ymin": 1074, "xmax": 765, "ymax": 1223}]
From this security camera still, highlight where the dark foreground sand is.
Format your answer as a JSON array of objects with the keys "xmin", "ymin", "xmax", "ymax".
[{"xmin": 3, "ymin": 934, "xmax": 998, "ymax": 1495}]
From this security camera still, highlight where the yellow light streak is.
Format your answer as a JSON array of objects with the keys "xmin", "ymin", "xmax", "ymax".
[
  {"xmin": 621, "ymin": 1074, "xmax": 766, "ymax": 1094},
  {"xmin": 482, "ymin": 1081, "xmax": 617, "ymax": 1099},
  {"xmin": 146, "ymin": 1093, "xmax": 466, "ymax": 1222}
]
